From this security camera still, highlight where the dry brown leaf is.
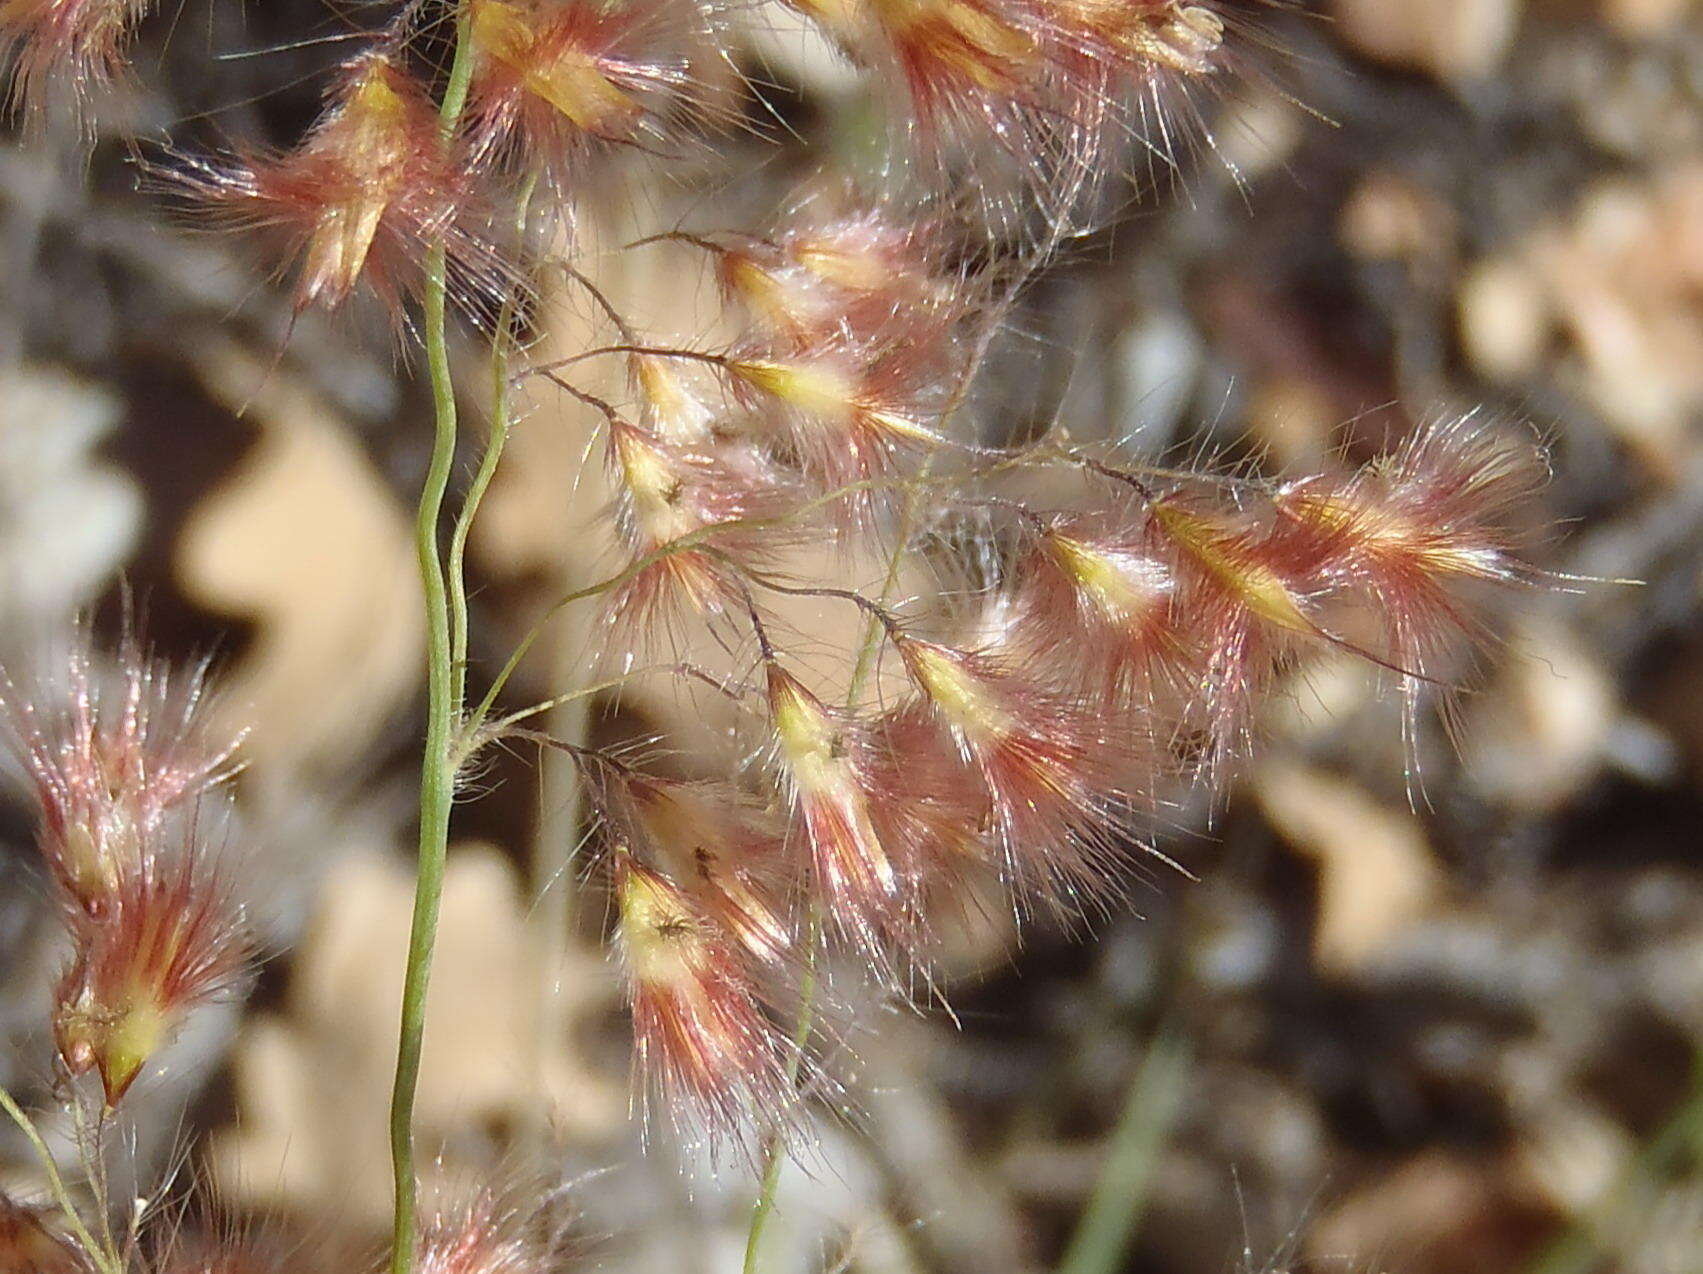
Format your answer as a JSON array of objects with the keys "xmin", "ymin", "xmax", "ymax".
[
  {"xmin": 210, "ymin": 843, "xmax": 623, "ymax": 1225},
  {"xmin": 177, "ymin": 340, "xmax": 423, "ymax": 777},
  {"xmin": 1252, "ymin": 759, "xmax": 1445, "ymax": 975}
]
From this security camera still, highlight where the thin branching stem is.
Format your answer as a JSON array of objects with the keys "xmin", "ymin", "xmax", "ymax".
[
  {"xmin": 387, "ymin": 8, "xmax": 476, "ymax": 1272},
  {"xmin": 0, "ymin": 1084, "xmax": 121, "ymax": 1274}
]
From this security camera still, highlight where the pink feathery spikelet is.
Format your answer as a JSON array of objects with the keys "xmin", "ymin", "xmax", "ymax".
[
  {"xmin": 582, "ymin": 758, "xmax": 793, "ymax": 966},
  {"xmin": 600, "ymin": 414, "xmax": 799, "ymax": 648},
  {"xmin": 165, "ymin": 50, "xmax": 512, "ymax": 329},
  {"xmin": 53, "ymin": 828, "xmax": 250, "ymax": 1106},
  {"xmin": 465, "ymin": 0, "xmax": 708, "ymax": 191},
  {"xmin": 629, "ymin": 351, "xmax": 720, "ymax": 445},
  {"xmin": 1007, "ymin": 511, "xmax": 1184, "ymax": 706},
  {"xmin": 890, "ymin": 633, "xmax": 1142, "ymax": 915},
  {"xmin": 820, "ymin": 0, "xmax": 1045, "ymax": 149},
  {"xmin": 1272, "ymin": 417, "xmax": 1546, "ymax": 743},
  {"xmin": 1134, "ymin": 487, "xmax": 1331, "ymax": 782},
  {"xmin": 0, "ymin": 0, "xmax": 150, "ymax": 128},
  {"xmin": 0, "ymin": 636, "xmax": 242, "ymax": 917},
  {"xmin": 727, "ymin": 326, "xmax": 953, "ymax": 531},
  {"xmin": 686, "ymin": 207, "xmax": 961, "ymax": 350},
  {"xmin": 864, "ymin": 698, "xmax": 995, "ymax": 941},
  {"xmin": 414, "ymin": 1190, "xmax": 569, "ymax": 1274},
  {"xmin": 763, "ymin": 662, "xmax": 916, "ymax": 960},
  {"xmin": 614, "ymin": 853, "xmax": 798, "ymax": 1153}
]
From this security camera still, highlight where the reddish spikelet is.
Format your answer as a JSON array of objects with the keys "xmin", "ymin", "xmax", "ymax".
[
  {"xmin": 615, "ymin": 854, "xmax": 796, "ymax": 1152},
  {"xmin": 695, "ymin": 209, "xmax": 957, "ymax": 349},
  {"xmin": 1133, "ymin": 489, "xmax": 1332, "ymax": 782},
  {"xmin": 585, "ymin": 761, "xmax": 792, "ymax": 965},
  {"xmin": 0, "ymin": 0, "xmax": 149, "ymax": 129},
  {"xmin": 891, "ymin": 634, "xmax": 1137, "ymax": 914},
  {"xmin": 1008, "ymin": 513, "xmax": 1183, "ymax": 704},
  {"xmin": 166, "ymin": 50, "xmax": 508, "ymax": 327},
  {"xmin": 631, "ymin": 353, "xmax": 718, "ymax": 445},
  {"xmin": 0, "ymin": 1194, "xmax": 86, "ymax": 1274},
  {"xmin": 706, "ymin": 236, "xmax": 843, "ymax": 347},
  {"xmin": 465, "ymin": 0, "xmax": 701, "ymax": 188},
  {"xmin": 727, "ymin": 329, "xmax": 950, "ymax": 530},
  {"xmin": 765, "ymin": 662, "xmax": 909, "ymax": 958},
  {"xmin": 53, "ymin": 834, "xmax": 250, "ymax": 1106},
  {"xmin": 601, "ymin": 416, "xmax": 797, "ymax": 647},
  {"xmin": 864, "ymin": 699, "xmax": 994, "ymax": 923},
  {"xmin": 1273, "ymin": 418, "xmax": 1545, "ymax": 740},
  {"xmin": 1043, "ymin": 0, "xmax": 1227, "ymax": 78},
  {"xmin": 1, "ymin": 639, "xmax": 242, "ymax": 917},
  {"xmin": 822, "ymin": 0, "xmax": 1045, "ymax": 144}
]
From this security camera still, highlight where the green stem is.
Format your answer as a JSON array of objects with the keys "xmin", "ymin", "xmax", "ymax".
[
  {"xmin": 0, "ymin": 1085, "xmax": 121, "ymax": 1274},
  {"xmin": 742, "ymin": 915, "xmax": 821, "ymax": 1274},
  {"xmin": 387, "ymin": 13, "xmax": 475, "ymax": 1274},
  {"xmin": 1056, "ymin": 1034, "xmax": 1191, "ymax": 1274},
  {"xmin": 448, "ymin": 170, "xmax": 537, "ymax": 719}
]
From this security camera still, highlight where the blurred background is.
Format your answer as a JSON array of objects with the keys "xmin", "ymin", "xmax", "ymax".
[{"xmin": 3, "ymin": 0, "xmax": 1703, "ymax": 1271}]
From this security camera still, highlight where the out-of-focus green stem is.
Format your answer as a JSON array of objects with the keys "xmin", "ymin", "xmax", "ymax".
[
  {"xmin": 1056, "ymin": 1033, "xmax": 1191, "ymax": 1274},
  {"xmin": 0, "ymin": 1084, "xmax": 120, "ymax": 1274},
  {"xmin": 387, "ymin": 11, "xmax": 476, "ymax": 1274},
  {"xmin": 741, "ymin": 914, "xmax": 821, "ymax": 1274}
]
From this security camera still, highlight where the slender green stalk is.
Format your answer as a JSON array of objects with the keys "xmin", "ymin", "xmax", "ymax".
[
  {"xmin": 448, "ymin": 170, "xmax": 538, "ymax": 717},
  {"xmin": 742, "ymin": 916, "xmax": 821, "ymax": 1274},
  {"xmin": 1056, "ymin": 1033, "xmax": 1191, "ymax": 1274},
  {"xmin": 387, "ymin": 12, "xmax": 476, "ymax": 1273},
  {"xmin": 0, "ymin": 1084, "xmax": 121, "ymax": 1274}
]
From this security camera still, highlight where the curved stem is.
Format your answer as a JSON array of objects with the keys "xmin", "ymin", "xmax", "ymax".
[
  {"xmin": 387, "ymin": 11, "xmax": 475, "ymax": 1273},
  {"xmin": 0, "ymin": 1085, "xmax": 121, "ymax": 1274},
  {"xmin": 449, "ymin": 170, "xmax": 538, "ymax": 717}
]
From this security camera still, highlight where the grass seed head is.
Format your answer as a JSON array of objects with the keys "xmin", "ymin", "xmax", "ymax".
[{"xmin": 53, "ymin": 835, "xmax": 250, "ymax": 1106}]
